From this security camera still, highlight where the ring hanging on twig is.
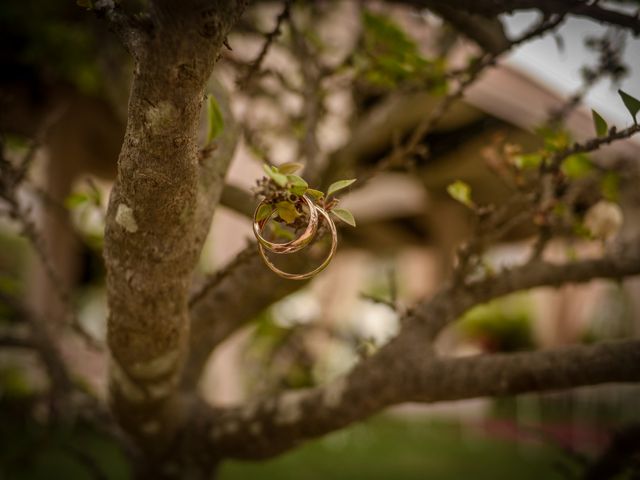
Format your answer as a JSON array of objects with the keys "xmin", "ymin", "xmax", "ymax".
[
  {"xmin": 253, "ymin": 195, "xmax": 319, "ymax": 254},
  {"xmin": 257, "ymin": 204, "xmax": 337, "ymax": 280}
]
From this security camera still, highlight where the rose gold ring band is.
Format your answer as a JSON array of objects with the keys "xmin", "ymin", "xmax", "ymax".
[
  {"xmin": 257, "ymin": 204, "xmax": 337, "ymax": 280},
  {"xmin": 252, "ymin": 195, "xmax": 319, "ymax": 254}
]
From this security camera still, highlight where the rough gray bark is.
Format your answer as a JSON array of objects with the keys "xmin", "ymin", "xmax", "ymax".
[
  {"xmin": 192, "ymin": 339, "xmax": 640, "ymax": 460},
  {"xmin": 103, "ymin": 0, "xmax": 246, "ymax": 458}
]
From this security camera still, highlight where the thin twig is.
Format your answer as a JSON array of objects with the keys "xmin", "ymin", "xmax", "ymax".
[
  {"xmin": 289, "ymin": 13, "xmax": 324, "ymax": 182},
  {"xmin": 549, "ymin": 123, "xmax": 640, "ymax": 170},
  {"xmin": 238, "ymin": 0, "xmax": 292, "ymax": 89},
  {"xmin": 359, "ymin": 13, "xmax": 568, "ymax": 186}
]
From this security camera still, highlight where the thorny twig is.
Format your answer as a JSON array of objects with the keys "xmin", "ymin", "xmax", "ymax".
[
  {"xmin": 548, "ymin": 123, "xmax": 640, "ymax": 171},
  {"xmin": 238, "ymin": 0, "xmax": 293, "ymax": 89}
]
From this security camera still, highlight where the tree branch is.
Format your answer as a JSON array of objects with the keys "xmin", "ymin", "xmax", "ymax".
[
  {"xmin": 183, "ymin": 244, "xmax": 310, "ymax": 388},
  {"xmin": 395, "ymin": 0, "xmax": 640, "ymax": 35},
  {"xmin": 196, "ymin": 339, "xmax": 640, "ymax": 460},
  {"xmin": 237, "ymin": 0, "xmax": 292, "ymax": 89},
  {"xmin": 417, "ymin": 241, "xmax": 640, "ymax": 340},
  {"xmin": 219, "ymin": 184, "xmax": 254, "ymax": 217},
  {"xmin": 181, "ymin": 0, "xmax": 638, "ymax": 408},
  {"xmin": 187, "ymin": 243, "xmax": 640, "ymax": 459},
  {"xmin": 429, "ymin": 6, "xmax": 510, "ymax": 54},
  {"xmin": 549, "ymin": 123, "xmax": 640, "ymax": 170},
  {"xmin": 181, "ymin": 12, "xmax": 569, "ymax": 384}
]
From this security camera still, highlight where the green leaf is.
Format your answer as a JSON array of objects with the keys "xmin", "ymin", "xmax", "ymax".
[
  {"xmin": 0, "ymin": 275, "xmax": 20, "ymax": 295},
  {"xmin": 327, "ymin": 179, "xmax": 356, "ymax": 197},
  {"xmin": 287, "ymin": 174, "xmax": 308, "ymax": 196},
  {"xmin": 446, "ymin": 180, "xmax": 474, "ymax": 208},
  {"xmin": 256, "ymin": 203, "xmax": 274, "ymax": 222},
  {"xmin": 573, "ymin": 222, "xmax": 593, "ymax": 240},
  {"xmin": 65, "ymin": 193, "xmax": 90, "ymax": 209},
  {"xmin": 552, "ymin": 201, "xmax": 567, "ymax": 218},
  {"xmin": 270, "ymin": 223, "xmax": 296, "ymax": 241},
  {"xmin": 513, "ymin": 153, "xmax": 543, "ymax": 170},
  {"xmin": 207, "ymin": 94, "xmax": 225, "ymax": 143},
  {"xmin": 331, "ymin": 207, "xmax": 356, "ymax": 227},
  {"xmin": 601, "ymin": 171, "xmax": 620, "ymax": 201},
  {"xmin": 276, "ymin": 201, "xmax": 299, "ymax": 224},
  {"xmin": 358, "ymin": 10, "xmax": 446, "ymax": 92},
  {"xmin": 306, "ymin": 188, "xmax": 325, "ymax": 200},
  {"xmin": 561, "ymin": 154, "xmax": 593, "ymax": 179},
  {"xmin": 263, "ymin": 164, "xmax": 287, "ymax": 187},
  {"xmin": 3, "ymin": 134, "xmax": 29, "ymax": 152},
  {"xmin": 536, "ymin": 127, "xmax": 570, "ymax": 152},
  {"xmin": 278, "ymin": 162, "xmax": 304, "ymax": 175},
  {"xmin": 618, "ymin": 89, "xmax": 640, "ymax": 124},
  {"xmin": 0, "ymin": 366, "xmax": 32, "ymax": 398},
  {"xmin": 591, "ymin": 109, "xmax": 608, "ymax": 137},
  {"xmin": 76, "ymin": 0, "xmax": 93, "ymax": 9},
  {"xmin": 362, "ymin": 11, "xmax": 420, "ymax": 67}
]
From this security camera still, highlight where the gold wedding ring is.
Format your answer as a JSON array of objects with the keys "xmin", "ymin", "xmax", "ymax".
[
  {"xmin": 257, "ymin": 204, "xmax": 337, "ymax": 280},
  {"xmin": 253, "ymin": 195, "xmax": 319, "ymax": 254}
]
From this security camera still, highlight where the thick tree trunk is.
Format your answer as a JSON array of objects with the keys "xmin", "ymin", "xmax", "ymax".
[{"xmin": 102, "ymin": 0, "xmax": 246, "ymax": 464}]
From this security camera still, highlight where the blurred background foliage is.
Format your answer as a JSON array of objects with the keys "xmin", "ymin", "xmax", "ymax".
[
  {"xmin": 457, "ymin": 293, "xmax": 535, "ymax": 352},
  {"xmin": 0, "ymin": 0, "xmax": 105, "ymax": 94},
  {"xmin": 1, "ymin": 0, "xmax": 640, "ymax": 478},
  {"xmin": 0, "ymin": 368, "xmax": 131, "ymax": 480}
]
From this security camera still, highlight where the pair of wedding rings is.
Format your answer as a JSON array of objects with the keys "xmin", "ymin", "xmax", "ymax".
[{"xmin": 253, "ymin": 195, "xmax": 337, "ymax": 280}]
